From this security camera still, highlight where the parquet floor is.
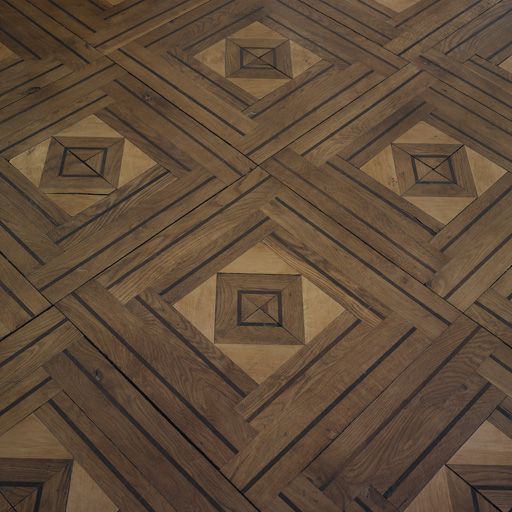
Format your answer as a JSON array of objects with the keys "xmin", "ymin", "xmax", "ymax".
[{"xmin": 0, "ymin": 0, "xmax": 512, "ymax": 510}]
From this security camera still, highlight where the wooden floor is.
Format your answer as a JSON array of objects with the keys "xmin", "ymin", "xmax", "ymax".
[{"xmin": 0, "ymin": 0, "xmax": 512, "ymax": 510}]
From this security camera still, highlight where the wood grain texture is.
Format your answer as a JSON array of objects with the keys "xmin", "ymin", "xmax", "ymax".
[{"xmin": 0, "ymin": 0, "xmax": 511, "ymax": 510}]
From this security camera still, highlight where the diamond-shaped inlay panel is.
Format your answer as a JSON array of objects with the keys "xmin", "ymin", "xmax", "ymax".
[
  {"xmin": 361, "ymin": 121, "xmax": 507, "ymax": 224},
  {"xmin": 175, "ymin": 242, "xmax": 345, "ymax": 382},
  {"xmin": 9, "ymin": 115, "xmax": 156, "ymax": 216},
  {"xmin": 194, "ymin": 21, "xmax": 322, "ymax": 99}
]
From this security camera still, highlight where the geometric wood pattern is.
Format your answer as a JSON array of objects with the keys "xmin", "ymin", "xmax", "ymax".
[
  {"xmin": 10, "ymin": 115, "xmax": 156, "ymax": 215},
  {"xmin": 361, "ymin": 121, "xmax": 507, "ymax": 224},
  {"xmin": 448, "ymin": 420, "xmax": 512, "ymax": 511},
  {"xmin": 0, "ymin": 0, "xmax": 511, "ymax": 510},
  {"xmin": 195, "ymin": 21, "xmax": 322, "ymax": 99}
]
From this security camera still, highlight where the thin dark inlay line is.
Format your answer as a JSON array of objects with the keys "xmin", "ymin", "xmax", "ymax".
[
  {"xmin": 0, "ymin": 280, "xmax": 34, "ymax": 317},
  {"xmin": 182, "ymin": 8, "xmax": 263, "ymax": 52},
  {"xmin": 278, "ymin": 492, "xmax": 302, "ymax": 511},
  {"xmin": 40, "ymin": 177, "xmax": 215, "ymax": 291},
  {"xmin": 277, "ymin": 198, "xmax": 450, "ymax": 324},
  {"xmin": 112, "ymin": 79, "xmax": 243, "ymax": 176},
  {"xmin": 0, "ymin": 62, "xmax": 62, "ymax": 99},
  {"xmin": 397, "ymin": 0, "xmax": 481, "ymax": 56},
  {"xmin": 105, "ymin": 104, "xmax": 192, "ymax": 172},
  {"xmin": 0, "ymin": 63, "xmax": 114, "ymax": 126},
  {"xmin": 0, "ymin": 220, "xmax": 44, "ymax": 264},
  {"xmin": 46, "ymin": 0, "xmax": 98, "ymax": 33},
  {"xmin": 0, "ymin": 25, "xmax": 39, "ymax": 58},
  {"xmin": 276, "ymin": 0, "xmax": 401, "ymax": 69},
  {"xmin": 275, "ymin": 157, "xmax": 438, "ymax": 267},
  {"xmin": 447, "ymin": 7, "xmax": 512, "ymax": 55},
  {"xmin": 242, "ymin": 327, "xmax": 415, "ymax": 492},
  {"xmin": 384, "ymin": 383, "xmax": 491, "ymax": 498},
  {"xmin": 159, "ymin": 217, "xmax": 270, "ymax": 297},
  {"xmin": 0, "ymin": 376, "xmax": 52, "ymax": 418},
  {"xmin": 471, "ymin": 487, "xmax": 480, "ymax": 512},
  {"xmin": 299, "ymin": 0, "xmax": 391, "ymax": 41},
  {"xmin": 105, "ymin": 0, "xmax": 144, "ymax": 19},
  {"xmin": 305, "ymin": 0, "xmax": 393, "ymax": 40},
  {"xmin": 430, "ymin": 113, "xmax": 512, "ymax": 165},
  {"xmin": 167, "ymin": 51, "xmax": 251, "ymax": 108},
  {"xmin": 271, "ymin": 232, "xmax": 383, "ymax": 318},
  {"xmin": 355, "ymin": 496, "xmax": 373, "ymax": 512},
  {"xmin": 326, "ymin": 160, "xmax": 438, "ymax": 236},
  {"xmin": 56, "ymin": 170, "xmax": 168, "ymax": 244},
  {"xmin": 444, "ymin": 232, "xmax": 512, "ymax": 300},
  {"xmin": 0, "ymin": 318, "xmax": 66, "ymax": 370},
  {"xmin": 72, "ymin": 293, "xmax": 239, "ymax": 453},
  {"xmin": 422, "ymin": 56, "xmax": 512, "ymax": 110},
  {"xmin": 248, "ymin": 70, "xmax": 374, "ymax": 156},
  {"xmin": 249, "ymin": 63, "xmax": 334, "ymax": 118},
  {"xmin": 3, "ymin": 0, "xmax": 89, "ymax": 63},
  {"xmin": 119, "ymin": 48, "xmax": 245, "ymax": 136},
  {"xmin": 0, "ymin": 57, "xmax": 23, "ymax": 74},
  {"xmin": 497, "ymin": 405, "xmax": 512, "ymax": 420},
  {"xmin": 476, "ymin": 484, "xmax": 512, "ymax": 491},
  {"xmin": 97, "ymin": 0, "xmax": 198, "ymax": 46},
  {"xmin": 489, "ymin": 39, "xmax": 512, "ymax": 60},
  {"xmin": 358, "ymin": 0, "xmax": 392, "ymax": 18},
  {"xmin": 146, "ymin": 0, "xmax": 236, "ymax": 48},
  {"xmin": 246, "ymin": 319, "xmax": 362, "ymax": 422},
  {"xmin": 106, "ymin": 175, "xmax": 271, "ymax": 290},
  {"xmin": 490, "ymin": 353, "xmax": 512, "ymax": 374},
  {"xmin": 302, "ymin": 71, "xmax": 421, "ymax": 156},
  {"xmin": 469, "ymin": 57, "xmax": 512, "ymax": 85},
  {"xmin": 475, "ymin": 301, "xmax": 512, "ymax": 329},
  {"xmin": 0, "ymin": 94, "xmax": 109, "ymax": 154},
  {"xmin": 439, "ymin": 186, "xmax": 512, "ymax": 252},
  {"xmin": 395, "ymin": 0, "xmax": 440, "ymax": 28},
  {"xmin": 320, "ymin": 325, "xmax": 479, "ymax": 491},
  {"xmin": 347, "ymin": 100, "xmax": 427, "ymax": 162},
  {"xmin": 49, "ymin": 399, "xmax": 157, "ymax": 512},
  {"xmin": 429, "ymin": 86, "xmax": 512, "ymax": 139},
  {"xmin": 266, "ymin": 14, "xmax": 350, "ymax": 65},
  {"xmin": 64, "ymin": 349, "xmax": 226, "ymax": 511},
  {"xmin": 136, "ymin": 297, "xmax": 248, "ymax": 398}
]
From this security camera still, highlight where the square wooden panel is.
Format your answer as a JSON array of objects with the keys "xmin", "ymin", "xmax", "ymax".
[
  {"xmin": 163, "ymin": 233, "xmax": 345, "ymax": 383},
  {"xmin": 359, "ymin": 120, "xmax": 506, "ymax": 225},
  {"xmin": 194, "ymin": 21, "xmax": 322, "ymax": 99},
  {"xmin": 215, "ymin": 273, "xmax": 304, "ymax": 345},
  {"xmin": 9, "ymin": 115, "xmax": 157, "ymax": 216}
]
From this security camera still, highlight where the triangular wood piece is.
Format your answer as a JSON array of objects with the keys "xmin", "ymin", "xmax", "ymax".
[
  {"xmin": 0, "ymin": 486, "xmax": 36, "ymax": 508},
  {"xmin": 419, "ymin": 169, "xmax": 452, "ymax": 183},
  {"xmin": 243, "ymin": 307, "xmax": 278, "ymax": 325},
  {"xmin": 260, "ymin": 296, "xmax": 280, "ymax": 322}
]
